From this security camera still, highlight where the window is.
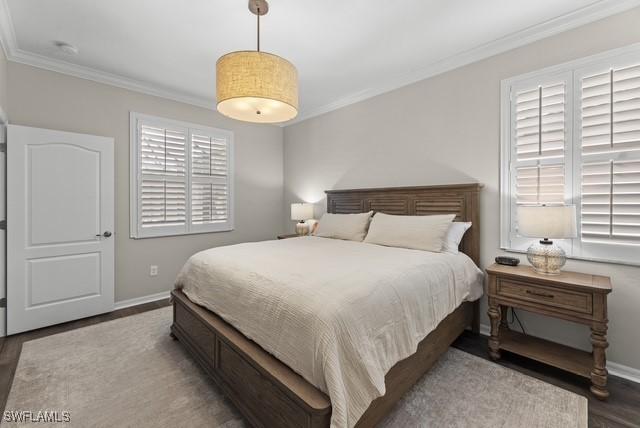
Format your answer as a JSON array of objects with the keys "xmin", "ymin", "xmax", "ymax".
[
  {"xmin": 501, "ymin": 45, "xmax": 640, "ymax": 265},
  {"xmin": 130, "ymin": 113, "xmax": 234, "ymax": 238}
]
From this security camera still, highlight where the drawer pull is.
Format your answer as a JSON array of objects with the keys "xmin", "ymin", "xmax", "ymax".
[{"xmin": 526, "ymin": 290, "xmax": 554, "ymax": 299}]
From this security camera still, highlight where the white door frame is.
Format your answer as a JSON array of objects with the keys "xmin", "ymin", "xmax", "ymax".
[{"xmin": 0, "ymin": 105, "xmax": 7, "ymax": 338}]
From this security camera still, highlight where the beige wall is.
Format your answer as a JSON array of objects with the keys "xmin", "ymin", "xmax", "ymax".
[
  {"xmin": 8, "ymin": 62, "xmax": 285, "ymax": 302},
  {"xmin": 284, "ymin": 8, "xmax": 640, "ymax": 371}
]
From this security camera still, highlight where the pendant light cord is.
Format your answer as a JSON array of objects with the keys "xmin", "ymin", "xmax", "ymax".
[{"xmin": 257, "ymin": 8, "xmax": 261, "ymax": 52}]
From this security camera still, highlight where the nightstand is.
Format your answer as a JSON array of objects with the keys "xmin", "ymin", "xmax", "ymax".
[
  {"xmin": 486, "ymin": 263, "xmax": 612, "ymax": 400},
  {"xmin": 277, "ymin": 233, "xmax": 299, "ymax": 239}
]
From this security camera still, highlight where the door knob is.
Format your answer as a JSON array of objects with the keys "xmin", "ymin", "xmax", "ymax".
[{"xmin": 96, "ymin": 231, "xmax": 112, "ymax": 238}]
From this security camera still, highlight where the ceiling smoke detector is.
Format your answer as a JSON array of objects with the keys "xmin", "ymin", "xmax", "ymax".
[{"xmin": 54, "ymin": 41, "xmax": 79, "ymax": 55}]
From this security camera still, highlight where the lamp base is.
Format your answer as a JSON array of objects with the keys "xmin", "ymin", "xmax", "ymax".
[
  {"xmin": 526, "ymin": 239, "xmax": 566, "ymax": 275},
  {"xmin": 295, "ymin": 221, "xmax": 309, "ymax": 236}
]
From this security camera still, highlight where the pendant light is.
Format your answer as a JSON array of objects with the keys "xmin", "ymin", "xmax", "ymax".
[{"xmin": 216, "ymin": 0, "xmax": 298, "ymax": 124}]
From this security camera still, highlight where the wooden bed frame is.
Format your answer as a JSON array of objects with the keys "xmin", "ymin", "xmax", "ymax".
[{"xmin": 171, "ymin": 183, "xmax": 482, "ymax": 428}]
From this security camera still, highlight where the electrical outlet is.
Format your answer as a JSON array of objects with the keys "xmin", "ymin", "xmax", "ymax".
[{"xmin": 149, "ymin": 265, "xmax": 158, "ymax": 276}]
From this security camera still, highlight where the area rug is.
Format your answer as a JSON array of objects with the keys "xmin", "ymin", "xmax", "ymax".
[{"xmin": 4, "ymin": 307, "xmax": 587, "ymax": 427}]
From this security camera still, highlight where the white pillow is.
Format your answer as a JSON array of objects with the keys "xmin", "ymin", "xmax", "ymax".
[
  {"xmin": 443, "ymin": 222, "xmax": 472, "ymax": 254},
  {"xmin": 315, "ymin": 211, "xmax": 373, "ymax": 241},
  {"xmin": 364, "ymin": 213, "xmax": 455, "ymax": 252}
]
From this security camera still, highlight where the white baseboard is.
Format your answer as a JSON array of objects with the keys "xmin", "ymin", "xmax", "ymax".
[
  {"xmin": 113, "ymin": 290, "xmax": 171, "ymax": 311},
  {"xmin": 479, "ymin": 324, "xmax": 491, "ymax": 336},
  {"xmin": 607, "ymin": 361, "xmax": 640, "ymax": 384},
  {"xmin": 0, "ymin": 292, "xmax": 170, "ymax": 337},
  {"xmin": 478, "ymin": 323, "xmax": 640, "ymax": 384}
]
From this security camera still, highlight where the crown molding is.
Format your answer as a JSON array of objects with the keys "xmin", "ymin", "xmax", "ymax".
[
  {"xmin": 1, "ymin": 0, "xmax": 639, "ymax": 127},
  {"xmin": 287, "ymin": 0, "xmax": 640, "ymax": 125},
  {"xmin": 7, "ymin": 47, "xmax": 216, "ymax": 110},
  {"xmin": 0, "ymin": 0, "xmax": 16, "ymax": 60},
  {"xmin": 0, "ymin": 0, "xmax": 216, "ymax": 112}
]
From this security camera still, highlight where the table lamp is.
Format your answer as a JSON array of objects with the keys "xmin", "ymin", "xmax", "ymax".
[
  {"xmin": 291, "ymin": 203, "xmax": 314, "ymax": 236},
  {"xmin": 517, "ymin": 205, "xmax": 577, "ymax": 275}
]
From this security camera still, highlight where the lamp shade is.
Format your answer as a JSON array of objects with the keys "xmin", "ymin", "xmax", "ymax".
[
  {"xmin": 216, "ymin": 51, "xmax": 298, "ymax": 124},
  {"xmin": 291, "ymin": 203, "xmax": 314, "ymax": 221},
  {"xmin": 517, "ymin": 205, "xmax": 577, "ymax": 239}
]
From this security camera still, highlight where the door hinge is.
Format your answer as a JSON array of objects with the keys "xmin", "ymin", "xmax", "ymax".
[
  {"xmin": 0, "ymin": 143, "xmax": 6, "ymax": 152},
  {"xmin": 0, "ymin": 298, "xmax": 6, "ymax": 308},
  {"xmin": 0, "ymin": 220, "xmax": 5, "ymax": 230}
]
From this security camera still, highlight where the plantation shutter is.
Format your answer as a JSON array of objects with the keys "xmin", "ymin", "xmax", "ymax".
[
  {"xmin": 506, "ymin": 76, "xmax": 571, "ymax": 250},
  {"xmin": 139, "ymin": 124, "xmax": 187, "ymax": 231},
  {"xmin": 515, "ymin": 83, "xmax": 566, "ymax": 162},
  {"xmin": 515, "ymin": 164, "xmax": 565, "ymax": 205},
  {"xmin": 513, "ymin": 81, "xmax": 568, "ymax": 208},
  {"xmin": 131, "ymin": 113, "xmax": 234, "ymax": 238},
  {"xmin": 190, "ymin": 132, "xmax": 231, "ymax": 228},
  {"xmin": 502, "ymin": 47, "xmax": 640, "ymax": 263},
  {"xmin": 580, "ymin": 63, "xmax": 640, "ymax": 245}
]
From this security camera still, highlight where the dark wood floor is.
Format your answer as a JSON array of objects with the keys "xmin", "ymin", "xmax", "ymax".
[{"xmin": 0, "ymin": 300, "xmax": 638, "ymax": 427}]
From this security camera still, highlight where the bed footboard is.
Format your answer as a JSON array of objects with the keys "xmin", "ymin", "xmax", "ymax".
[
  {"xmin": 171, "ymin": 290, "xmax": 332, "ymax": 428},
  {"xmin": 171, "ymin": 289, "xmax": 473, "ymax": 428}
]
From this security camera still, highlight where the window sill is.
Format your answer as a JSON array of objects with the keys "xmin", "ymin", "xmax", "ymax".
[
  {"xmin": 500, "ymin": 247, "xmax": 640, "ymax": 269},
  {"xmin": 131, "ymin": 227, "xmax": 234, "ymax": 239}
]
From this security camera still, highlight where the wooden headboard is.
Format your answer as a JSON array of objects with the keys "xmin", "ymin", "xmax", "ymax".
[{"xmin": 325, "ymin": 183, "xmax": 481, "ymax": 265}]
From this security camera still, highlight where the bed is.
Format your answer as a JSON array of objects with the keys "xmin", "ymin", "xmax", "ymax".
[{"xmin": 171, "ymin": 183, "xmax": 482, "ymax": 428}]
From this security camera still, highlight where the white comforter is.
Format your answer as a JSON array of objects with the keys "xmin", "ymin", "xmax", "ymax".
[{"xmin": 175, "ymin": 236, "xmax": 483, "ymax": 428}]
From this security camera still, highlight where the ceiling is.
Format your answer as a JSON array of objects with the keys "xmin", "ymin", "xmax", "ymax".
[{"xmin": 1, "ymin": 0, "xmax": 639, "ymax": 123}]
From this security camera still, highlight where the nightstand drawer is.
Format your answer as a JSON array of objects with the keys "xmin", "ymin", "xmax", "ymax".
[{"xmin": 496, "ymin": 279, "xmax": 593, "ymax": 314}]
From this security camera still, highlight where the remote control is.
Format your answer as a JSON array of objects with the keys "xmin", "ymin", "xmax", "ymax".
[{"xmin": 495, "ymin": 256, "xmax": 520, "ymax": 266}]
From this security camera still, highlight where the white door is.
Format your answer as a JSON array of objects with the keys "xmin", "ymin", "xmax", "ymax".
[{"xmin": 7, "ymin": 125, "xmax": 114, "ymax": 334}]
